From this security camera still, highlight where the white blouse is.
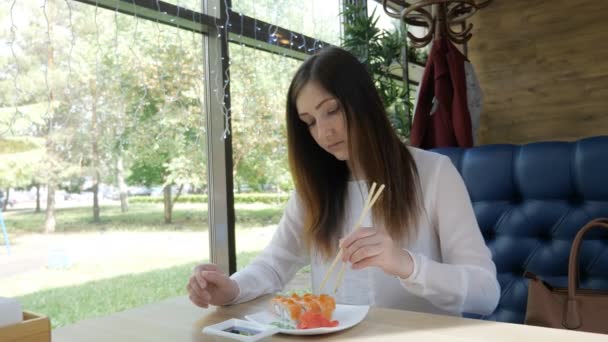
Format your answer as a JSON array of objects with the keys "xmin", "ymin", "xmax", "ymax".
[{"xmin": 229, "ymin": 147, "xmax": 500, "ymax": 316}]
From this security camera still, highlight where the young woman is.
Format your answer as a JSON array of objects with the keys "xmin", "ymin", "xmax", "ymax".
[{"xmin": 187, "ymin": 46, "xmax": 500, "ymax": 316}]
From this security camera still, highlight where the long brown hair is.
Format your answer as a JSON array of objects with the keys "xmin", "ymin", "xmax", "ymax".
[{"xmin": 286, "ymin": 46, "xmax": 421, "ymax": 260}]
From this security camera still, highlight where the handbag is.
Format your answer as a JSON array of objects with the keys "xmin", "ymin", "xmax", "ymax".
[{"xmin": 524, "ymin": 218, "xmax": 608, "ymax": 334}]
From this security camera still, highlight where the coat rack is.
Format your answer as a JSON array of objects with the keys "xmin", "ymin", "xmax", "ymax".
[{"xmin": 382, "ymin": 0, "xmax": 493, "ymax": 48}]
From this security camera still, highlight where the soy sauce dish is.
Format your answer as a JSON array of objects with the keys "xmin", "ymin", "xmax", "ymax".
[{"xmin": 202, "ymin": 318, "xmax": 279, "ymax": 341}]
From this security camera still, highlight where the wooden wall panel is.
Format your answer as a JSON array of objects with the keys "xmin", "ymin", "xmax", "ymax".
[{"xmin": 467, "ymin": 0, "xmax": 608, "ymax": 144}]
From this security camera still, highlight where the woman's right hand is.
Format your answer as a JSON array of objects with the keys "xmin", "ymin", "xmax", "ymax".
[{"xmin": 187, "ymin": 263, "xmax": 239, "ymax": 308}]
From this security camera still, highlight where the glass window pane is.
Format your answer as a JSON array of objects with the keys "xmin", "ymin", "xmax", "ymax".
[
  {"xmin": 231, "ymin": 0, "xmax": 342, "ymax": 45},
  {"xmin": 162, "ymin": 0, "xmax": 201, "ymax": 13},
  {"xmin": 0, "ymin": 1, "xmax": 208, "ymax": 328},
  {"xmin": 229, "ymin": 43, "xmax": 310, "ymax": 291},
  {"xmin": 369, "ymin": 0, "xmax": 402, "ymax": 32},
  {"xmin": 369, "ymin": 1, "xmax": 429, "ymax": 65}
]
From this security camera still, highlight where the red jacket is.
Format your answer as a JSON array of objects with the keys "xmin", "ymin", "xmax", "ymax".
[{"xmin": 410, "ymin": 38, "xmax": 473, "ymax": 149}]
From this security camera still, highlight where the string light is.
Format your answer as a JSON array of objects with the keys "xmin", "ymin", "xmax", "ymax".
[
  {"xmin": 172, "ymin": 2, "xmax": 185, "ymax": 105},
  {"xmin": 112, "ymin": 0, "xmax": 127, "ymax": 142},
  {"xmin": 4, "ymin": 0, "xmax": 23, "ymax": 136},
  {"xmin": 94, "ymin": 1, "xmax": 101, "ymax": 116},
  {"xmin": 219, "ymin": 0, "xmax": 232, "ymax": 140},
  {"xmin": 64, "ymin": 0, "xmax": 75, "ymax": 91},
  {"xmin": 154, "ymin": 0, "xmax": 169, "ymax": 117},
  {"xmin": 55, "ymin": 0, "xmax": 77, "ymax": 130},
  {"xmin": 190, "ymin": 2, "xmax": 206, "ymax": 146},
  {"xmin": 298, "ymin": 34, "xmax": 306, "ymax": 50},
  {"xmin": 311, "ymin": 0, "xmax": 318, "ymax": 52},
  {"xmin": 127, "ymin": 2, "xmax": 148, "ymax": 124},
  {"xmin": 42, "ymin": 0, "xmax": 53, "ymax": 126}
]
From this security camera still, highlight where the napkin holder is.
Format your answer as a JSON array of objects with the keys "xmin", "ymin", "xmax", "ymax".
[{"xmin": 0, "ymin": 311, "xmax": 51, "ymax": 342}]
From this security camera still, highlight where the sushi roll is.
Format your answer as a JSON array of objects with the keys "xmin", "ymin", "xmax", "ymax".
[
  {"xmin": 271, "ymin": 295, "xmax": 301, "ymax": 325},
  {"xmin": 271, "ymin": 293, "xmax": 336, "ymax": 326},
  {"xmin": 318, "ymin": 294, "xmax": 336, "ymax": 320}
]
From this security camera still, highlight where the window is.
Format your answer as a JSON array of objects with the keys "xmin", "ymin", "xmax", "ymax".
[
  {"xmin": 228, "ymin": 43, "xmax": 308, "ymax": 288},
  {"xmin": 162, "ymin": 0, "xmax": 202, "ymax": 12},
  {"xmin": 231, "ymin": 0, "xmax": 342, "ymax": 45},
  {"xmin": 0, "ymin": 0, "xmax": 209, "ymax": 328},
  {"xmin": 369, "ymin": 0, "xmax": 402, "ymax": 32},
  {"xmin": 1, "ymin": 0, "xmax": 417, "ymax": 328},
  {"xmin": 369, "ymin": 0, "xmax": 429, "ymax": 67}
]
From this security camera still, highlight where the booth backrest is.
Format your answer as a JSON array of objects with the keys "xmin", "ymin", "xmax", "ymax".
[{"xmin": 432, "ymin": 136, "xmax": 608, "ymax": 323}]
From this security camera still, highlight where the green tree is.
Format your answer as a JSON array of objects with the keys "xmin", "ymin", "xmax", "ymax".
[
  {"xmin": 229, "ymin": 44, "xmax": 298, "ymax": 192},
  {"xmin": 1, "ymin": 0, "xmax": 208, "ymax": 227},
  {"xmin": 118, "ymin": 22, "xmax": 207, "ymax": 224},
  {"xmin": 0, "ymin": 138, "xmax": 44, "ymax": 210},
  {"xmin": 342, "ymin": 3, "xmax": 413, "ymax": 141},
  {"xmin": 0, "ymin": 0, "xmax": 88, "ymax": 232}
]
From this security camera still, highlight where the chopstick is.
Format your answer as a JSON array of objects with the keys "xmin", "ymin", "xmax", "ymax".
[
  {"xmin": 333, "ymin": 184, "xmax": 385, "ymax": 294},
  {"xmin": 318, "ymin": 182, "xmax": 385, "ymax": 294},
  {"xmin": 319, "ymin": 182, "xmax": 376, "ymax": 293}
]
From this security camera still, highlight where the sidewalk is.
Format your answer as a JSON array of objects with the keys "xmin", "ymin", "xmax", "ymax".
[{"xmin": 0, "ymin": 228, "xmax": 311, "ymax": 297}]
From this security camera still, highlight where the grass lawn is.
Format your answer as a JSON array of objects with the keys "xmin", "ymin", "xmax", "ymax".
[
  {"xmin": 18, "ymin": 251, "xmax": 261, "ymax": 329},
  {"xmin": 2, "ymin": 202, "xmax": 302, "ymax": 329},
  {"xmin": 3, "ymin": 202, "xmax": 284, "ymax": 234},
  {"xmin": 19, "ymin": 250, "xmax": 311, "ymax": 329}
]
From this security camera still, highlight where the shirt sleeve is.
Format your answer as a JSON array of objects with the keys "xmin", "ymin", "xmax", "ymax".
[
  {"xmin": 399, "ymin": 156, "xmax": 500, "ymax": 316},
  {"xmin": 227, "ymin": 192, "xmax": 310, "ymax": 304}
]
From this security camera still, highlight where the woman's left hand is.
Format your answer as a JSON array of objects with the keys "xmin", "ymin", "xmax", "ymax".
[{"xmin": 340, "ymin": 227, "xmax": 414, "ymax": 279}]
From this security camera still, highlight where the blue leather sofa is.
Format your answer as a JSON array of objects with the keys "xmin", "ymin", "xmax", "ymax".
[{"xmin": 433, "ymin": 136, "xmax": 608, "ymax": 324}]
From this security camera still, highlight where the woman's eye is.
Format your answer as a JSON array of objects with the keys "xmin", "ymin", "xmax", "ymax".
[
  {"xmin": 327, "ymin": 107, "xmax": 339, "ymax": 115},
  {"xmin": 307, "ymin": 121, "xmax": 316, "ymax": 128}
]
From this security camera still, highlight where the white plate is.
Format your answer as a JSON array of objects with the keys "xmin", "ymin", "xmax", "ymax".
[{"xmin": 245, "ymin": 304, "xmax": 369, "ymax": 336}]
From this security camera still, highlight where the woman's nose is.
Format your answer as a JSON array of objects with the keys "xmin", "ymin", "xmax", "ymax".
[{"xmin": 316, "ymin": 119, "xmax": 334, "ymax": 139}]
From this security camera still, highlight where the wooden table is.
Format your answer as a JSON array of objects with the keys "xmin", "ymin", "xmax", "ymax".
[{"xmin": 52, "ymin": 296, "xmax": 607, "ymax": 341}]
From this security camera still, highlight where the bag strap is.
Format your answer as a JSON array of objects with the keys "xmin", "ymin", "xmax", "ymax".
[{"xmin": 564, "ymin": 218, "xmax": 608, "ymax": 329}]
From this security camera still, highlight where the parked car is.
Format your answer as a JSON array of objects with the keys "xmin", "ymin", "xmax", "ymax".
[
  {"xmin": 127, "ymin": 186, "xmax": 152, "ymax": 197},
  {"xmin": 0, "ymin": 190, "xmax": 15, "ymax": 208},
  {"xmin": 0, "ymin": 197, "xmax": 16, "ymax": 208}
]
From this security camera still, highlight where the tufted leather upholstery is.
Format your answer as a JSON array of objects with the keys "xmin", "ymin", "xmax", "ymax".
[{"xmin": 432, "ymin": 136, "xmax": 608, "ymax": 324}]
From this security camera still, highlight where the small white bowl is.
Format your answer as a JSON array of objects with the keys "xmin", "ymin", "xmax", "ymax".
[{"xmin": 202, "ymin": 318, "xmax": 279, "ymax": 341}]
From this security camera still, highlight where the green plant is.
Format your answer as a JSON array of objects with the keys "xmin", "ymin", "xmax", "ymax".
[
  {"xmin": 128, "ymin": 193, "xmax": 289, "ymax": 205},
  {"xmin": 408, "ymin": 46, "xmax": 429, "ymax": 66},
  {"xmin": 341, "ymin": 3, "xmax": 416, "ymax": 141}
]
